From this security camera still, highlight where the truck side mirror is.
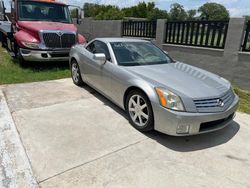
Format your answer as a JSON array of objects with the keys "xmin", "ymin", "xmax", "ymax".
[
  {"xmin": 76, "ymin": 8, "xmax": 82, "ymax": 25},
  {"xmin": 0, "ymin": 0, "xmax": 6, "ymax": 21},
  {"xmin": 75, "ymin": 9, "xmax": 79, "ymax": 24}
]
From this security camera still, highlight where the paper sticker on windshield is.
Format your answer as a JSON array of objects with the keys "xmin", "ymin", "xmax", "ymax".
[{"xmin": 112, "ymin": 42, "xmax": 128, "ymax": 48}]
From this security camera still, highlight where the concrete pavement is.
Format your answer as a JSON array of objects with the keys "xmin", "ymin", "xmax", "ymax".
[
  {"xmin": 1, "ymin": 78, "xmax": 250, "ymax": 187},
  {"xmin": 0, "ymin": 91, "xmax": 38, "ymax": 188}
]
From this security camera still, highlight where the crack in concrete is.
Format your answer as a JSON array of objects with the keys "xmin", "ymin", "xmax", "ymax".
[{"xmin": 39, "ymin": 137, "xmax": 149, "ymax": 184}]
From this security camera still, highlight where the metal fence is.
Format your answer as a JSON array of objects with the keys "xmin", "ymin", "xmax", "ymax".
[
  {"xmin": 122, "ymin": 21, "xmax": 157, "ymax": 38},
  {"xmin": 242, "ymin": 21, "xmax": 250, "ymax": 52},
  {"xmin": 165, "ymin": 20, "xmax": 229, "ymax": 49}
]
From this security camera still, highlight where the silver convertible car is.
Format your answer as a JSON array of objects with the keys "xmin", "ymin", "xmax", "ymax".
[{"xmin": 69, "ymin": 38, "xmax": 239, "ymax": 136}]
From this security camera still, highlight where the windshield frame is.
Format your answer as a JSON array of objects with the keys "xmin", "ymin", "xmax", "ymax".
[
  {"xmin": 110, "ymin": 41, "xmax": 174, "ymax": 66},
  {"xmin": 17, "ymin": 0, "xmax": 73, "ymax": 24}
]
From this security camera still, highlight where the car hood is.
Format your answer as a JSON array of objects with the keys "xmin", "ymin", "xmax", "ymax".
[
  {"xmin": 124, "ymin": 62, "xmax": 231, "ymax": 99},
  {"xmin": 17, "ymin": 21, "xmax": 77, "ymax": 33}
]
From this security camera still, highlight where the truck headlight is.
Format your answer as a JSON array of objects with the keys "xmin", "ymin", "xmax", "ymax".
[
  {"xmin": 22, "ymin": 42, "xmax": 40, "ymax": 49},
  {"xmin": 155, "ymin": 87, "xmax": 185, "ymax": 111}
]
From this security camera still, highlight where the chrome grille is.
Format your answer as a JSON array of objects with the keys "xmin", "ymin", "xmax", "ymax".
[
  {"xmin": 61, "ymin": 34, "xmax": 76, "ymax": 48},
  {"xmin": 193, "ymin": 89, "xmax": 235, "ymax": 113},
  {"xmin": 42, "ymin": 32, "xmax": 76, "ymax": 48},
  {"xmin": 43, "ymin": 33, "xmax": 61, "ymax": 48}
]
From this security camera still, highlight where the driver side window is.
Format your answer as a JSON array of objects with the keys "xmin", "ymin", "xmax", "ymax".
[{"xmin": 86, "ymin": 40, "xmax": 112, "ymax": 62}]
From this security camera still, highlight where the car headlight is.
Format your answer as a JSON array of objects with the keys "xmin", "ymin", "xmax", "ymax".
[
  {"xmin": 155, "ymin": 87, "xmax": 185, "ymax": 111},
  {"xmin": 21, "ymin": 42, "xmax": 40, "ymax": 49}
]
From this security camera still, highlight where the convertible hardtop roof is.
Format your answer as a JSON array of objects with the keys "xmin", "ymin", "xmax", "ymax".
[{"xmin": 95, "ymin": 38, "xmax": 151, "ymax": 43}]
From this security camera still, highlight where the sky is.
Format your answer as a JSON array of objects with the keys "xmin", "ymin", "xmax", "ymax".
[{"xmin": 3, "ymin": 0, "xmax": 250, "ymax": 17}]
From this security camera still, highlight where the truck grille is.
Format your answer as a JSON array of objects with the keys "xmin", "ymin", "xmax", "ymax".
[
  {"xmin": 193, "ymin": 89, "xmax": 235, "ymax": 113},
  {"xmin": 42, "ymin": 33, "xmax": 76, "ymax": 48}
]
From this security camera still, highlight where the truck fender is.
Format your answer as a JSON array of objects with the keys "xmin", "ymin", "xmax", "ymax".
[
  {"xmin": 14, "ymin": 30, "xmax": 39, "ymax": 48},
  {"xmin": 77, "ymin": 34, "xmax": 86, "ymax": 44}
]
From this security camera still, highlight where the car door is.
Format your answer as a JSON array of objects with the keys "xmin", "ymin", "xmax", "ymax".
[
  {"xmin": 80, "ymin": 40, "xmax": 112, "ymax": 94},
  {"xmin": 96, "ymin": 42, "xmax": 116, "ymax": 98},
  {"xmin": 79, "ymin": 40, "xmax": 102, "ymax": 89}
]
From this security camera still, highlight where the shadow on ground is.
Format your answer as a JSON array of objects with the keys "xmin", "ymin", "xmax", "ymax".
[
  {"xmin": 145, "ymin": 123, "xmax": 239, "ymax": 152},
  {"xmin": 80, "ymin": 84, "xmax": 240, "ymax": 152},
  {"xmin": 17, "ymin": 60, "xmax": 70, "ymax": 71}
]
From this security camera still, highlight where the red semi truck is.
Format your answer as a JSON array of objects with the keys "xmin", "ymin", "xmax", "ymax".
[{"xmin": 0, "ymin": 0, "xmax": 86, "ymax": 64}]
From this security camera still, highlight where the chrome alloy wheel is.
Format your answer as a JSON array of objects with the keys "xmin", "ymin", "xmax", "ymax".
[
  {"xmin": 72, "ymin": 62, "xmax": 80, "ymax": 83},
  {"xmin": 128, "ymin": 94, "xmax": 149, "ymax": 127}
]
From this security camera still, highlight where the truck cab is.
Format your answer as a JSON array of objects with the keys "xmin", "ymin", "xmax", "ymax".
[{"xmin": 0, "ymin": 0, "xmax": 86, "ymax": 63}]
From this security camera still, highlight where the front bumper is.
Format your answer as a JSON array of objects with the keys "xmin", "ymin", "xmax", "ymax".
[
  {"xmin": 152, "ymin": 95, "xmax": 239, "ymax": 136},
  {"xmin": 20, "ymin": 48, "xmax": 70, "ymax": 62}
]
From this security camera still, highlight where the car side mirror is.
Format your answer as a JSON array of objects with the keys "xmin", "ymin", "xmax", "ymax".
[{"xmin": 93, "ymin": 53, "xmax": 106, "ymax": 64}]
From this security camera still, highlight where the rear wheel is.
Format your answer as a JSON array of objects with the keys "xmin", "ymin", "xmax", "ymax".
[
  {"xmin": 126, "ymin": 90, "xmax": 154, "ymax": 131},
  {"xmin": 71, "ymin": 59, "xmax": 84, "ymax": 86}
]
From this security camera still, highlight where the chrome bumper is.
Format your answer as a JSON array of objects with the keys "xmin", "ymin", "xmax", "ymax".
[
  {"xmin": 152, "ymin": 95, "xmax": 239, "ymax": 136},
  {"xmin": 20, "ymin": 48, "xmax": 70, "ymax": 62}
]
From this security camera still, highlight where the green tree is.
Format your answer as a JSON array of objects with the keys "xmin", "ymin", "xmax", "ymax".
[
  {"xmin": 95, "ymin": 8, "xmax": 125, "ymax": 20},
  {"xmin": 186, "ymin": 9, "xmax": 196, "ymax": 20},
  {"xmin": 83, "ymin": 3, "xmax": 124, "ymax": 20},
  {"xmin": 136, "ymin": 2, "xmax": 148, "ymax": 18},
  {"xmin": 122, "ymin": 2, "xmax": 168, "ymax": 20},
  {"xmin": 244, "ymin": 15, "xmax": 250, "ymax": 21},
  {"xmin": 122, "ymin": 2, "xmax": 150, "ymax": 18},
  {"xmin": 169, "ymin": 3, "xmax": 187, "ymax": 21},
  {"xmin": 198, "ymin": 3, "xmax": 229, "ymax": 20},
  {"xmin": 83, "ymin": 1, "xmax": 169, "ymax": 21},
  {"xmin": 83, "ymin": 3, "xmax": 99, "ymax": 17},
  {"xmin": 147, "ymin": 8, "xmax": 168, "ymax": 20}
]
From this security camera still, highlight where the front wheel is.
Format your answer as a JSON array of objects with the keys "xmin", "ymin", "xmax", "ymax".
[
  {"xmin": 15, "ymin": 44, "xmax": 25, "ymax": 66},
  {"xmin": 126, "ymin": 90, "xmax": 154, "ymax": 131},
  {"xmin": 71, "ymin": 59, "xmax": 84, "ymax": 86}
]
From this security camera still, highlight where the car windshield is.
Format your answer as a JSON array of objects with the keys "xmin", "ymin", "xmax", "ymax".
[
  {"xmin": 18, "ymin": 1, "xmax": 72, "ymax": 23},
  {"xmin": 110, "ymin": 42, "xmax": 172, "ymax": 66}
]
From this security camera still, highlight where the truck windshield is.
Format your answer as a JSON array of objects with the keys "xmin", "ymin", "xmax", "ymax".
[{"xmin": 18, "ymin": 1, "xmax": 72, "ymax": 23}]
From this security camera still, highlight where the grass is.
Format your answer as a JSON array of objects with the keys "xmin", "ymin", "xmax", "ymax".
[
  {"xmin": 0, "ymin": 46, "xmax": 70, "ymax": 85},
  {"xmin": 234, "ymin": 87, "xmax": 250, "ymax": 114},
  {"xmin": 0, "ymin": 46, "xmax": 249, "ymax": 114}
]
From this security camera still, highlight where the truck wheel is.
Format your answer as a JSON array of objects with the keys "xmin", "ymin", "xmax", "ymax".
[
  {"xmin": 1, "ymin": 35, "xmax": 7, "ymax": 48},
  {"xmin": 15, "ymin": 45, "xmax": 25, "ymax": 66}
]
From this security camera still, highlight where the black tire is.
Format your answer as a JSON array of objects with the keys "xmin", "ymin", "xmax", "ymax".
[
  {"xmin": 71, "ymin": 59, "xmax": 84, "ymax": 86},
  {"xmin": 15, "ymin": 45, "xmax": 25, "ymax": 66},
  {"xmin": 126, "ymin": 90, "xmax": 154, "ymax": 132}
]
